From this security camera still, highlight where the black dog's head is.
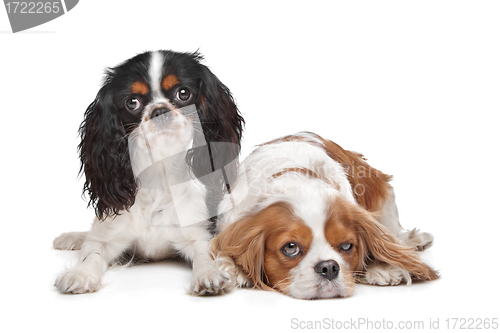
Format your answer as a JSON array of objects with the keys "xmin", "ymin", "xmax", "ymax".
[{"xmin": 79, "ymin": 50, "xmax": 244, "ymax": 219}]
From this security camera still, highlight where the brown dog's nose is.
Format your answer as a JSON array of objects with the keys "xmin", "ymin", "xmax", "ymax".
[{"xmin": 315, "ymin": 260, "xmax": 340, "ymax": 280}]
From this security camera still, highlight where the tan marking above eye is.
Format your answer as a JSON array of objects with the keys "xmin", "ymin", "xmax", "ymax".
[
  {"xmin": 162, "ymin": 74, "xmax": 180, "ymax": 91},
  {"xmin": 324, "ymin": 198, "xmax": 362, "ymax": 271},
  {"xmin": 131, "ymin": 81, "xmax": 149, "ymax": 95}
]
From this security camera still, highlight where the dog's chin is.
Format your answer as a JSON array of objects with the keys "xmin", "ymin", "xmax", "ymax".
[
  {"xmin": 137, "ymin": 117, "xmax": 193, "ymax": 149},
  {"xmin": 285, "ymin": 279, "xmax": 354, "ymax": 300},
  {"xmin": 150, "ymin": 126, "xmax": 192, "ymax": 144}
]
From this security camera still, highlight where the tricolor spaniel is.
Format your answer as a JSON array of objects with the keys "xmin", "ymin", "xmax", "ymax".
[
  {"xmin": 212, "ymin": 132, "xmax": 438, "ymax": 299},
  {"xmin": 53, "ymin": 50, "xmax": 243, "ymax": 295}
]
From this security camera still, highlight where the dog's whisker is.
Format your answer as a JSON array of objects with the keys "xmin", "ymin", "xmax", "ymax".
[
  {"xmin": 272, "ymin": 276, "xmax": 293, "ymax": 290},
  {"xmin": 56, "ymin": 49, "xmax": 243, "ymax": 295}
]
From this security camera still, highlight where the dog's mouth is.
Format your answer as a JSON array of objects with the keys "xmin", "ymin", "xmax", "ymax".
[
  {"xmin": 286, "ymin": 275, "xmax": 355, "ymax": 300},
  {"xmin": 127, "ymin": 104, "xmax": 199, "ymax": 182},
  {"xmin": 148, "ymin": 118, "xmax": 188, "ymax": 138},
  {"xmin": 150, "ymin": 110, "xmax": 175, "ymax": 125},
  {"xmin": 314, "ymin": 283, "xmax": 346, "ymax": 299},
  {"xmin": 145, "ymin": 104, "xmax": 197, "ymax": 137}
]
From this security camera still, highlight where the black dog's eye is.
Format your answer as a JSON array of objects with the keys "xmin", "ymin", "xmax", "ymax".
[
  {"xmin": 340, "ymin": 243, "xmax": 353, "ymax": 252},
  {"xmin": 125, "ymin": 98, "xmax": 142, "ymax": 112},
  {"xmin": 282, "ymin": 242, "xmax": 301, "ymax": 258},
  {"xmin": 176, "ymin": 88, "xmax": 191, "ymax": 102}
]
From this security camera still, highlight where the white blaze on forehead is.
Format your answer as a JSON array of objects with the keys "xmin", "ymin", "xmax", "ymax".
[
  {"xmin": 258, "ymin": 175, "xmax": 337, "ymax": 240},
  {"xmin": 149, "ymin": 51, "xmax": 164, "ymax": 99},
  {"xmin": 289, "ymin": 185, "xmax": 329, "ymax": 237},
  {"xmin": 286, "ymin": 189, "xmax": 350, "ymax": 299},
  {"xmin": 290, "ymin": 188, "xmax": 346, "ymax": 262}
]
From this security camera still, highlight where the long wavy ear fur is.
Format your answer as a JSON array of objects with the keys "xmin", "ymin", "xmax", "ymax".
[
  {"xmin": 211, "ymin": 217, "xmax": 271, "ymax": 290},
  {"xmin": 78, "ymin": 84, "xmax": 137, "ymax": 220},
  {"xmin": 188, "ymin": 63, "xmax": 244, "ymax": 218},
  {"xmin": 346, "ymin": 200, "xmax": 440, "ymax": 282}
]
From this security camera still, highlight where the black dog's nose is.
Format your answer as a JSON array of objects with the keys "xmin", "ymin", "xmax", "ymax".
[
  {"xmin": 314, "ymin": 260, "xmax": 340, "ymax": 280},
  {"xmin": 150, "ymin": 107, "xmax": 170, "ymax": 119}
]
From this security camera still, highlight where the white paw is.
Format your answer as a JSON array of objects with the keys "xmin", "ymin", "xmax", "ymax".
[
  {"xmin": 400, "ymin": 228, "xmax": 434, "ymax": 251},
  {"xmin": 215, "ymin": 256, "xmax": 253, "ymax": 288},
  {"xmin": 359, "ymin": 263, "xmax": 411, "ymax": 286},
  {"xmin": 190, "ymin": 263, "xmax": 233, "ymax": 296},
  {"xmin": 53, "ymin": 231, "xmax": 87, "ymax": 251},
  {"xmin": 235, "ymin": 271, "xmax": 254, "ymax": 288},
  {"xmin": 55, "ymin": 265, "xmax": 101, "ymax": 294}
]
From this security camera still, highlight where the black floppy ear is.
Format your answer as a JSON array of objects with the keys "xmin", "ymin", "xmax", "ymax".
[
  {"xmin": 188, "ymin": 64, "xmax": 244, "ymax": 216},
  {"xmin": 197, "ymin": 64, "xmax": 244, "ymax": 148},
  {"xmin": 78, "ymin": 84, "xmax": 137, "ymax": 220}
]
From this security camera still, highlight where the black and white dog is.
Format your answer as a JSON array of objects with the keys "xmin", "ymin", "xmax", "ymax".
[{"xmin": 54, "ymin": 50, "xmax": 243, "ymax": 295}]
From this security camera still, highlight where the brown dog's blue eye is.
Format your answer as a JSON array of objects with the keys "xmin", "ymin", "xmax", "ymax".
[
  {"xmin": 282, "ymin": 242, "xmax": 301, "ymax": 257},
  {"xmin": 125, "ymin": 98, "xmax": 141, "ymax": 112},
  {"xmin": 340, "ymin": 243, "xmax": 353, "ymax": 252},
  {"xmin": 176, "ymin": 88, "xmax": 191, "ymax": 102}
]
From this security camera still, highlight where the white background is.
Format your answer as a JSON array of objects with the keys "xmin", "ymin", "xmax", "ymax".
[{"xmin": 1, "ymin": 1, "xmax": 499, "ymax": 332}]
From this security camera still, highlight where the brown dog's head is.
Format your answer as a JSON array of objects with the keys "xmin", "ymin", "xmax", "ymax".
[{"xmin": 212, "ymin": 196, "xmax": 438, "ymax": 299}]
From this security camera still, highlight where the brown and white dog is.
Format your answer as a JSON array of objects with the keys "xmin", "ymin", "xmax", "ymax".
[{"xmin": 211, "ymin": 132, "xmax": 438, "ymax": 299}]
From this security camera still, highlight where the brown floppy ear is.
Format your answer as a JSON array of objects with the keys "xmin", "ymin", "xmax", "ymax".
[
  {"xmin": 211, "ymin": 216, "xmax": 271, "ymax": 290},
  {"xmin": 341, "ymin": 200, "xmax": 439, "ymax": 282}
]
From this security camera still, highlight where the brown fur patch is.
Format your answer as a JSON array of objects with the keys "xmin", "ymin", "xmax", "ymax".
[
  {"xmin": 314, "ymin": 134, "xmax": 393, "ymax": 212},
  {"xmin": 211, "ymin": 202, "xmax": 313, "ymax": 291},
  {"xmin": 264, "ymin": 210, "xmax": 313, "ymax": 292},
  {"xmin": 131, "ymin": 81, "xmax": 149, "ymax": 95},
  {"xmin": 327, "ymin": 197, "xmax": 439, "ymax": 282},
  {"xmin": 324, "ymin": 203, "xmax": 360, "ymax": 273},
  {"xmin": 258, "ymin": 132, "xmax": 393, "ymax": 212},
  {"xmin": 162, "ymin": 74, "xmax": 180, "ymax": 91}
]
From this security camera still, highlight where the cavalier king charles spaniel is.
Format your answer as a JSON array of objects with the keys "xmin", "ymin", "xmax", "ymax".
[
  {"xmin": 212, "ymin": 132, "xmax": 439, "ymax": 299},
  {"xmin": 53, "ymin": 50, "xmax": 243, "ymax": 295}
]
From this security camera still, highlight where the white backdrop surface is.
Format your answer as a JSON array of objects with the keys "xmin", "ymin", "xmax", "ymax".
[{"xmin": 1, "ymin": 1, "xmax": 499, "ymax": 332}]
